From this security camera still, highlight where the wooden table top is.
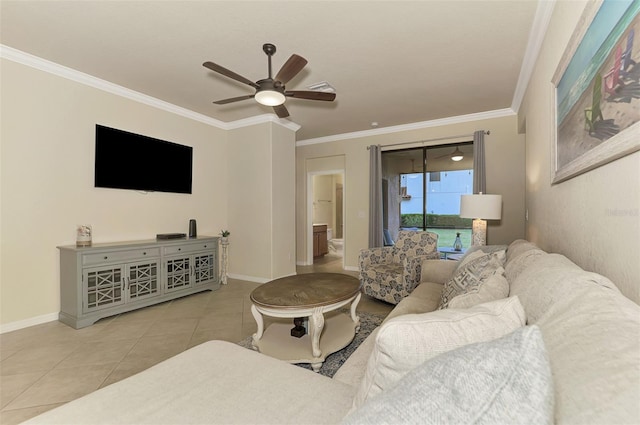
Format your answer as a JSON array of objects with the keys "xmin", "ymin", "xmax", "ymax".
[{"xmin": 250, "ymin": 273, "xmax": 361, "ymax": 309}]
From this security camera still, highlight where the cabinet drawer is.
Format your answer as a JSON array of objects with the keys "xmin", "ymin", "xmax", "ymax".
[
  {"xmin": 163, "ymin": 242, "xmax": 215, "ymax": 256},
  {"xmin": 313, "ymin": 225, "xmax": 327, "ymax": 233},
  {"xmin": 83, "ymin": 248, "xmax": 160, "ymax": 266}
]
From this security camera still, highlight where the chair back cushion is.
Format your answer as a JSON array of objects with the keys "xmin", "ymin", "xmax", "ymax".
[{"xmin": 392, "ymin": 231, "xmax": 438, "ymax": 263}]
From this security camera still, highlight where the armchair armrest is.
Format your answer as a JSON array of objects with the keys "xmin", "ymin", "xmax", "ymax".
[{"xmin": 403, "ymin": 251, "xmax": 441, "ymax": 292}]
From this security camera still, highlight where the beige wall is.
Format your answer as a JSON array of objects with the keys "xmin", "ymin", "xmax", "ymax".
[
  {"xmin": 519, "ymin": 1, "xmax": 640, "ymax": 303},
  {"xmin": 226, "ymin": 123, "xmax": 296, "ymax": 282},
  {"xmin": 1, "ymin": 59, "xmax": 228, "ymax": 326},
  {"xmin": 295, "ymin": 114, "xmax": 526, "ymax": 270}
]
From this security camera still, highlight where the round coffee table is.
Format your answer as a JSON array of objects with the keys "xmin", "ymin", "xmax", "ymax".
[{"xmin": 250, "ymin": 273, "xmax": 361, "ymax": 372}]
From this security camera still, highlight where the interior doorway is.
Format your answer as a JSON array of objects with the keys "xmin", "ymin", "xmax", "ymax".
[{"xmin": 307, "ymin": 170, "xmax": 345, "ymax": 267}]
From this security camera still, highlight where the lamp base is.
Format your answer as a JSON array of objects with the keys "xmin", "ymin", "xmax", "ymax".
[{"xmin": 471, "ymin": 219, "xmax": 488, "ymax": 246}]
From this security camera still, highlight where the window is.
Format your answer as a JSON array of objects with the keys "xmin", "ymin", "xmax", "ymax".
[{"xmin": 381, "ymin": 143, "xmax": 474, "ymax": 252}]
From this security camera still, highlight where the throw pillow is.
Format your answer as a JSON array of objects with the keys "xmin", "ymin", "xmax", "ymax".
[
  {"xmin": 448, "ymin": 267, "xmax": 509, "ymax": 309},
  {"xmin": 343, "ymin": 325, "xmax": 554, "ymax": 425},
  {"xmin": 351, "ymin": 296, "xmax": 526, "ymax": 408},
  {"xmin": 439, "ymin": 250, "xmax": 505, "ymax": 309},
  {"xmin": 458, "ymin": 244, "xmax": 508, "ymax": 267}
]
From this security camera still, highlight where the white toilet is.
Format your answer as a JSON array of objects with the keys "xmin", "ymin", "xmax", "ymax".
[{"xmin": 327, "ymin": 228, "xmax": 344, "ymax": 256}]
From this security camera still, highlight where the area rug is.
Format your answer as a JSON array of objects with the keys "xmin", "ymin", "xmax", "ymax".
[{"xmin": 237, "ymin": 311, "xmax": 384, "ymax": 377}]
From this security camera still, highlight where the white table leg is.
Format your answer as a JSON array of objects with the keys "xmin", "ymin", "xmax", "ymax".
[
  {"xmin": 251, "ymin": 304, "xmax": 264, "ymax": 350},
  {"xmin": 350, "ymin": 292, "xmax": 361, "ymax": 333},
  {"xmin": 309, "ymin": 307, "xmax": 325, "ymax": 366}
]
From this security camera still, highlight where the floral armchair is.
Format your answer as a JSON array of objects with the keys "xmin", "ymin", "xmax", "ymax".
[{"xmin": 359, "ymin": 231, "xmax": 440, "ymax": 304}]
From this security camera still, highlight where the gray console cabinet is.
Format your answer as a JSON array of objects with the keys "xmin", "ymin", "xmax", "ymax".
[{"xmin": 58, "ymin": 236, "xmax": 219, "ymax": 329}]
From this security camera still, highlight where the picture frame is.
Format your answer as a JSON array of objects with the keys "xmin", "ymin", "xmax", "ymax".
[{"xmin": 552, "ymin": 0, "xmax": 640, "ymax": 184}]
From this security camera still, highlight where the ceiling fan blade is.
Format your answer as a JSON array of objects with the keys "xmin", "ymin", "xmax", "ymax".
[
  {"xmin": 203, "ymin": 61, "xmax": 260, "ymax": 89},
  {"xmin": 273, "ymin": 104, "xmax": 289, "ymax": 118},
  {"xmin": 275, "ymin": 54, "xmax": 308, "ymax": 84},
  {"xmin": 285, "ymin": 91, "xmax": 336, "ymax": 101},
  {"xmin": 213, "ymin": 94, "xmax": 255, "ymax": 105}
]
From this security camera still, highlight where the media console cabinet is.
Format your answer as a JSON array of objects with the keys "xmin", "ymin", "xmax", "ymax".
[{"xmin": 58, "ymin": 236, "xmax": 219, "ymax": 329}]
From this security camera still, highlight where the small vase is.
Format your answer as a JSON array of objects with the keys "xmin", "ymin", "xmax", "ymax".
[
  {"xmin": 220, "ymin": 237, "xmax": 229, "ymax": 245},
  {"xmin": 453, "ymin": 233, "xmax": 463, "ymax": 251},
  {"xmin": 76, "ymin": 225, "xmax": 92, "ymax": 247}
]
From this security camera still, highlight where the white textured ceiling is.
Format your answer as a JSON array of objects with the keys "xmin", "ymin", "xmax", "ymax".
[{"xmin": 0, "ymin": 1, "xmax": 540, "ymax": 141}]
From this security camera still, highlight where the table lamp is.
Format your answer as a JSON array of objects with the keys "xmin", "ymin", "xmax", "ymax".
[{"xmin": 459, "ymin": 193, "xmax": 502, "ymax": 246}]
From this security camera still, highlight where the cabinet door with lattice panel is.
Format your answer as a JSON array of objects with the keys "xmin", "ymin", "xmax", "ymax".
[
  {"xmin": 165, "ymin": 256, "xmax": 192, "ymax": 292},
  {"xmin": 193, "ymin": 253, "xmax": 216, "ymax": 285},
  {"xmin": 83, "ymin": 265, "xmax": 126, "ymax": 312},
  {"xmin": 127, "ymin": 259, "xmax": 161, "ymax": 301}
]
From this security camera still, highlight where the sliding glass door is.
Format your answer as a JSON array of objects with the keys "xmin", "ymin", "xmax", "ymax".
[{"xmin": 381, "ymin": 143, "xmax": 474, "ymax": 251}]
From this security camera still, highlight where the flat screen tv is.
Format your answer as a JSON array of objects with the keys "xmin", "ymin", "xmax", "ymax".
[{"xmin": 95, "ymin": 125, "xmax": 193, "ymax": 194}]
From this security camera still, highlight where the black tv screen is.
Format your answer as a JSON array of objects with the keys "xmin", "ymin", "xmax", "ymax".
[{"xmin": 95, "ymin": 125, "xmax": 193, "ymax": 194}]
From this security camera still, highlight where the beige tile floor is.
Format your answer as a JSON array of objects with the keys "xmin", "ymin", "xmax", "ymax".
[{"xmin": 0, "ymin": 255, "xmax": 392, "ymax": 424}]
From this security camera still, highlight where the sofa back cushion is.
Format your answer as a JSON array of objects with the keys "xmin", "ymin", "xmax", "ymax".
[
  {"xmin": 351, "ymin": 296, "xmax": 526, "ymax": 408},
  {"xmin": 392, "ymin": 231, "xmax": 438, "ymax": 263},
  {"xmin": 504, "ymin": 240, "xmax": 545, "ymax": 284},
  {"xmin": 509, "ymin": 252, "xmax": 640, "ymax": 423},
  {"xmin": 505, "ymin": 239, "xmax": 540, "ymax": 263}
]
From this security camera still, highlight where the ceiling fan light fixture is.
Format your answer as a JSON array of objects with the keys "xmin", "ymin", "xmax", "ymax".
[
  {"xmin": 255, "ymin": 89, "xmax": 286, "ymax": 106},
  {"xmin": 450, "ymin": 147, "xmax": 464, "ymax": 162}
]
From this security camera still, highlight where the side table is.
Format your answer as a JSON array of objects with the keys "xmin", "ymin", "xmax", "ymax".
[{"xmin": 438, "ymin": 247, "xmax": 466, "ymax": 260}]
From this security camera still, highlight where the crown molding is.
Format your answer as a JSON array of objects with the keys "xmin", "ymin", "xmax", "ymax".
[
  {"xmin": 296, "ymin": 108, "xmax": 515, "ymax": 146},
  {"xmin": 0, "ymin": 45, "xmax": 300, "ymax": 133},
  {"xmin": 511, "ymin": 0, "xmax": 556, "ymax": 113},
  {"xmin": 224, "ymin": 114, "xmax": 301, "ymax": 132}
]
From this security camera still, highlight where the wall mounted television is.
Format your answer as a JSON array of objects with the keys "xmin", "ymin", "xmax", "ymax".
[{"xmin": 94, "ymin": 125, "xmax": 193, "ymax": 194}]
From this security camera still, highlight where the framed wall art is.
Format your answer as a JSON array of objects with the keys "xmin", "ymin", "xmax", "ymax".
[{"xmin": 552, "ymin": 0, "xmax": 640, "ymax": 184}]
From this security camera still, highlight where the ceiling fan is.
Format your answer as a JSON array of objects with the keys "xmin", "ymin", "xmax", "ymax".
[{"xmin": 203, "ymin": 43, "xmax": 336, "ymax": 119}]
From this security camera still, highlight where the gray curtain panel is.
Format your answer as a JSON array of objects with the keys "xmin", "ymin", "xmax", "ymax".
[
  {"xmin": 473, "ymin": 130, "xmax": 486, "ymax": 194},
  {"xmin": 368, "ymin": 145, "xmax": 384, "ymax": 248}
]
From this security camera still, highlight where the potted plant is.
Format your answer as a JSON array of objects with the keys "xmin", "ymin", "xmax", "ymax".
[{"xmin": 220, "ymin": 230, "xmax": 230, "ymax": 244}]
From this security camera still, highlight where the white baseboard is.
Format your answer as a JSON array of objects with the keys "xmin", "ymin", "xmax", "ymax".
[
  {"xmin": 226, "ymin": 273, "xmax": 270, "ymax": 284},
  {"xmin": 344, "ymin": 265, "xmax": 359, "ymax": 272},
  {"xmin": 1, "ymin": 313, "xmax": 58, "ymax": 334}
]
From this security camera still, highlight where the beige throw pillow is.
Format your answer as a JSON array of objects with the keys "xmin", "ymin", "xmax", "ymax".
[
  {"xmin": 448, "ymin": 267, "xmax": 509, "ymax": 309},
  {"xmin": 351, "ymin": 296, "xmax": 526, "ymax": 409},
  {"xmin": 439, "ymin": 250, "xmax": 505, "ymax": 309}
]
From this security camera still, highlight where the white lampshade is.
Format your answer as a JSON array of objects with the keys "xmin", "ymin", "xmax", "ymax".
[
  {"xmin": 255, "ymin": 90, "xmax": 286, "ymax": 106},
  {"xmin": 459, "ymin": 194, "xmax": 502, "ymax": 220}
]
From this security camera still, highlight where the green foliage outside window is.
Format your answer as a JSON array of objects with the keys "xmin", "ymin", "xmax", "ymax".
[{"xmin": 400, "ymin": 214, "xmax": 472, "ymax": 229}]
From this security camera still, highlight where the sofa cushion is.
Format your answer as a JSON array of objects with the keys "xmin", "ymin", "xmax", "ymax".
[
  {"xmin": 333, "ymin": 328, "xmax": 379, "ymax": 388},
  {"xmin": 383, "ymin": 281, "xmax": 443, "ymax": 322},
  {"xmin": 438, "ymin": 250, "xmax": 505, "ymax": 309},
  {"xmin": 504, "ymin": 247, "xmax": 545, "ymax": 284},
  {"xmin": 352, "ymin": 296, "xmax": 526, "ymax": 407},
  {"xmin": 509, "ymin": 253, "xmax": 640, "ymax": 423},
  {"xmin": 510, "ymin": 254, "xmax": 619, "ymax": 323},
  {"xmin": 505, "ymin": 239, "xmax": 540, "ymax": 263},
  {"xmin": 343, "ymin": 326, "xmax": 554, "ymax": 425},
  {"xmin": 448, "ymin": 267, "xmax": 509, "ymax": 309},
  {"xmin": 419, "ymin": 259, "xmax": 457, "ymax": 285}
]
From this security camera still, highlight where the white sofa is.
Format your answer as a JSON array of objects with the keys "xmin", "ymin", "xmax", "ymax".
[{"xmin": 25, "ymin": 240, "xmax": 640, "ymax": 424}]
